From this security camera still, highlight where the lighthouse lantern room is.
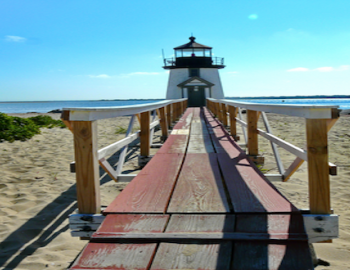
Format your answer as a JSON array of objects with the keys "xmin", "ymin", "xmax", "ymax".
[{"xmin": 163, "ymin": 36, "xmax": 225, "ymax": 107}]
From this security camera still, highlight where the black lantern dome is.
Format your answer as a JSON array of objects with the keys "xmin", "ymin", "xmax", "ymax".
[{"xmin": 163, "ymin": 36, "xmax": 225, "ymax": 69}]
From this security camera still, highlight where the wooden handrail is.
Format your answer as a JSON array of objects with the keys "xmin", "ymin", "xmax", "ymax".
[
  {"xmin": 62, "ymin": 99, "xmax": 187, "ymax": 215},
  {"xmin": 207, "ymin": 98, "xmax": 340, "ymax": 216}
]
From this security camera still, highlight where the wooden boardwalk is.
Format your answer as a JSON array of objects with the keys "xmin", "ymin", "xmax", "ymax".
[{"xmin": 69, "ymin": 107, "xmax": 314, "ymax": 270}]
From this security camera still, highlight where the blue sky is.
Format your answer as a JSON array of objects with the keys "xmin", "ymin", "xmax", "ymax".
[{"xmin": 1, "ymin": 0, "xmax": 349, "ymax": 101}]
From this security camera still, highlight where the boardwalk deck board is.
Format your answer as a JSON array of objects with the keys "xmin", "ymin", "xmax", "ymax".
[
  {"xmin": 203, "ymin": 107, "xmax": 299, "ymax": 213},
  {"xmin": 151, "ymin": 215, "xmax": 234, "ymax": 270},
  {"xmin": 72, "ymin": 215, "xmax": 169, "ymax": 270},
  {"xmin": 167, "ymin": 153, "xmax": 230, "ymax": 213},
  {"xmin": 70, "ymin": 107, "xmax": 315, "ymax": 270},
  {"xmin": 104, "ymin": 153, "xmax": 184, "ymax": 213}
]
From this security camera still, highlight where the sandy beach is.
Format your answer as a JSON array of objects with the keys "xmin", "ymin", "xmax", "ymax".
[{"xmin": 0, "ymin": 111, "xmax": 349, "ymax": 269}]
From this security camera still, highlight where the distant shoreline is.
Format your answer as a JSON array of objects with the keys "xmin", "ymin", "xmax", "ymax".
[
  {"xmin": 1, "ymin": 95, "xmax": 350, "ymax": 103},
  {"xmin": 225, "ymin": 95, "xmax": 350, "ymax": 100}
]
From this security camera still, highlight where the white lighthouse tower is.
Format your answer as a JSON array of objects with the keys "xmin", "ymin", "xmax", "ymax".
[{"xmin": 163, "ymin": 36, "xmax": 225, "ymax": 107}]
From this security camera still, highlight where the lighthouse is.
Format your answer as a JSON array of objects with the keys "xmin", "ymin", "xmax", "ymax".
[{"xmin": 163, "ymin": 36, "xmax": 225, "ymax": 107}]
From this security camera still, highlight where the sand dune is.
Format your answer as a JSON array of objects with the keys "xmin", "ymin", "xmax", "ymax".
[{"xmin": 0, "ymin": 112, "xmax": 349, "ymax": 269}]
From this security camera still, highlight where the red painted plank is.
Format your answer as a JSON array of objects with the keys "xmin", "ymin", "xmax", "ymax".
[
  {"xmin": 167, "ymin": 153, "xmax": 230, "ymax": 213},
  {"xmin": 203, "ymin": 107, "xmax": 298, "ymax": 213},
  {"xmin": 157, "ymin": 135, "xmax": 188, "ymax": 154},
  {"xmin": 93, "ymin": 214, "xmax": 169, "ymax": 236},
  {"xmin": 71, "ymin": 215, "xmax": 169, "ymax": 269},
  {"xmin": 104, "ymin": 153, "xmax": 184, "ymax": 213},
  {"xmin": 172, "ymin": 107, "xmax": 194, "ymax": 130},
  {"xmin": 217, "ymin": 152, "xmax": 297, "ymax": 213},
  {"xmin": 71, "ymin": 243, "xmax": 157, "ymax": 270}
]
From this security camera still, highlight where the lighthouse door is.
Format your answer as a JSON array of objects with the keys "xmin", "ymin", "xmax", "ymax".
[{"xmin": 188, "ymin": 86, "xmax": 206, "ymax": 107}]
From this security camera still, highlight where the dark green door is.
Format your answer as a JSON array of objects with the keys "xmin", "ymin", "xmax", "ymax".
[{"xmin": 188, "ymin": 87, "xmax": 206, "ymax": 107}]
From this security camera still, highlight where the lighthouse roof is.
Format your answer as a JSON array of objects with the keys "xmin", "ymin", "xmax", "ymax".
[{"xmin": 174, "ymin": 36, "xmax": 212, "ymax": 50}]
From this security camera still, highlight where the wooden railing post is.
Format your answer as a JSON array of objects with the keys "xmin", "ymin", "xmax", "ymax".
[
  {"xmin": 73, "ymin": 121, "xmax": 100, "ymax": 214},
  {"xmin": 306, "ymin": 119, "xmax": 331, "ymax": 214},
  {"xmin": 221, "ymin": 103, "xmax": 228, "ymax": 126},
  {"xmin": 247, "ymin": 109, "xmax": 259, "ymax": 156},
  {"xmin": 166, "ymin": 104, "xmax": 172, "ymax": 128},
  {"xmin": 215, "ymin": 102, "xmax": 221, "ymax": 119},
  {"xmin": 228, "ymin": 105, "xmax": 239, "ymax": 141},
  {"xmin": 140, "ymin": 111, "xmax": 150, "ymax": 157},
  {"xmin": 159, "ymin": 106, "xmax": 168, "ymax": 141}
]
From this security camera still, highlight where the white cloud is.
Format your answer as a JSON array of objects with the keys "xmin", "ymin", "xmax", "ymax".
[
  {"xmin": 287, "ymin": 67, "xmax": 309, "ymax": 72},
  {"xmin": 338, "ymin": 65, "xmax": 350, "ymax": 71},
  {"xmin": 5, "ymin": 35, "xmax": 27, "ymax": 42},
  {"xmin": 89, "ymin": 74, "xmax": 111, "ymax": 78},
  {"xmin": 287, "ymin": 65, "xmax": 350, "ymax": 73},
  {"xmin": 314, "ymin": 67, "xmax": 334, "ymax": 72},
  {"xmin": 248, "ymin": 14, "xmax": 258, "ymax": 20},
  {"xmin": 120, "ymin": 72, "xmax": 160, "ymax": 77}
]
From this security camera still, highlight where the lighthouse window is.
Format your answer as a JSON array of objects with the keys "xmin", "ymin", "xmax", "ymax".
[
  {"xmin": 205, "ymin": 49, "xmax": 211, "ymax": 57},
  {"xmin": 189, "ymin": 68, "xmax": 200, "ymax": 77}
]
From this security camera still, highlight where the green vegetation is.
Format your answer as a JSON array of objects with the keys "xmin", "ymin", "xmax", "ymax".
[
  {"xmin": 0, "ymin": 113, "xmax": 66, "ymax": 143},
  {"xmin": 115, "ymin": 126, "xmax": 128, "ymax": 134}
]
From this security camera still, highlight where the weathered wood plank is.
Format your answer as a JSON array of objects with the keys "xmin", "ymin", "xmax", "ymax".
[
  {"xmin": 93, "ymin": 214, "xmax": 169, "ymax": 235},
  {"xmin": 70, "ymin": 243, "xmax": 157, "ymax": 269},
  {"xmin": 150, "ymin": 214, "xmax": 233, "ymax": 270},
  {"xmin": 104, "ymin": 153, "xmax": 184, "ymax": 213},
  {"xmin": 203, "ymin": 108, "xmax": 298, "ymax": 213},
  {"xmin": 70, "ymin": 215, "xmax": 170, "ymax": 269},
  {"xmin": 157, "ymin": 135, "xmax": 188, "ymax": 154},
  {"xmin": 151, "ymin": 242, "xmax": 232, "ymax": 270},
  {"xmin": 235, "ymin": 214, "xmax": 306, "ymax": 234},
  {"xmin": 172, "ymin": 107, "xmax": 194, "ymax": 130},
  {"xmin": 232, "ymin": 241, "xmax": 313, "ymax": 270},
  {"xmin": 167, "ymin": 153, "xmax": 230, "ymax": 213},
  {"xmin": 165, "ymin": 214, "xmax": 235, "ymax": 233}
]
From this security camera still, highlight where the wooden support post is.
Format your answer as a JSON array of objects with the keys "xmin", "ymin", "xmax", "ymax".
[
  {"xmin": 140, "ymin": 111, "xmax": 150, "ymax": 157},
  {"xmin": 73, "ymin": 121, "xmax": 100, "ymax": 214},
  {"xmin": 228, "ymin": 106, "xmax": 239, "ymax": 141},
  {"xmin": 221, "ymin": 103, "xmax": 228, "ymax": 126},
  {"xmin": 306, "ymin": 119, "xmax": 331, "ymax": 214},
  {"xmin": 159, "ymin": 106, "xmax": 168, "ymax": 141},
  {"xmin": 247, "ymin": 110, "xmax": 259, "ymax": 157},
  {"xmin": 215, "ymin": 102, "xmax": 221, "ymax": 120},
  {"xmin": 166, "ymin": 104, "xmax": 172, "ymax": 128}
]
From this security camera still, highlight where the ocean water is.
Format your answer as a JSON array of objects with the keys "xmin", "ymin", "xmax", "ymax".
[
  {"xmin": 228, "ymin": 98, "xmax": 350, "ymax": 110},
  {"xmin": 0, "ymin": 98, "xmax": 349, "ymax": 114},
  {"xmin": 0, "ymin": 100, "xmax": 163, "ymax": 114}
]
